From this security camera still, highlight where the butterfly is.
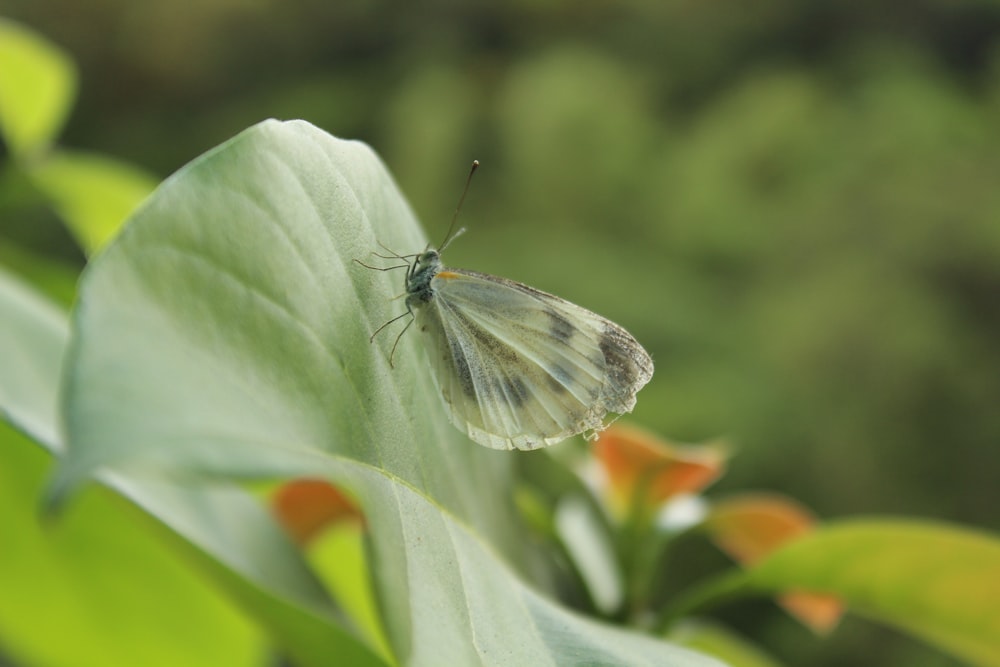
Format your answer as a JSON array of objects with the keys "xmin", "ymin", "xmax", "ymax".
[{"xmin": 358, "ymin": 161, "xmax": 653, "ymax": 450}]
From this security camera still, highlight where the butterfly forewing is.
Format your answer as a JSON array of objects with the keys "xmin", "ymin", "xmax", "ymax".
[{"xmin": 414, "ymin": 268, "xmax": 653, "ymax": 450}]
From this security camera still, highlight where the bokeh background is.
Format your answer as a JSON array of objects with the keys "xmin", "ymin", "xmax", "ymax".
[{"xmin": 3, "ymin": 2, "xmax": 999, "ymax": 665}]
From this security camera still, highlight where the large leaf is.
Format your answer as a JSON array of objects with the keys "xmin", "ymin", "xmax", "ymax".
[
  {"xmin": 109, "ymin": 449, "xmax": 725, "ymax": 667},
  {"xmin": 52, "ymin": 120, "xmax": 519, "ymax": 559},
  {"xmin": 48, "ymin": 119, "xmax": 724, "ymax": 665},
  {"xmin": 313, "ymin": 454, "xmax": 726, "ymax": 667},
  {"xmin": 0, "ymin": 18, "xmax": 76, "ymax": 157},
  {"xmin": 745, "ymin": 519, "xmax": 1000, "ymax": 667}
]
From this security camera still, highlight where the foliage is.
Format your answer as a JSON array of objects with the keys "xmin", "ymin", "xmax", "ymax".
[
  {"xmin": 2, "ymin": 11, "xmax": 1000, "ymax": 667},
  {"xmin": 0, "ymin": 19, "xmax": 156, "ymax": 258}
]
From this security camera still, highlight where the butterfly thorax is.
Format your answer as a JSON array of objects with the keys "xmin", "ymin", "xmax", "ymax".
[{"xmin": 406, "ymin": 249, "xmax": 441, "ymax": 308}]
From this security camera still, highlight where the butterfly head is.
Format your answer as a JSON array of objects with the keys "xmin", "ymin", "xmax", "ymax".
[
  {"xmin": 406, "ymin": 158, "xmax": 474, "ymax": 300},
  {"xmin": 418, "ymin": 248, "xmax": 440, "ymax": 265}
]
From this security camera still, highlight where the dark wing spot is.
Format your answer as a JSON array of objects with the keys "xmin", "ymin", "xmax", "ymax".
[
  {"xmin": 546, "ymin": 364, "xmax": 573, "ymax": 394},
  {"xmin": 500, "ymin": 376, "xmax": 529, "ymax": 407},
  {"xmin": 599, "ymin": 325, "xmax": 644, "ymax": 401},
  {"xmin": 545, "ymin": 308, "xmax": 577, "ymax": 344},
  {"xmin": 447, "ymin": 339, "xmax": 476, "ymax": 398}
]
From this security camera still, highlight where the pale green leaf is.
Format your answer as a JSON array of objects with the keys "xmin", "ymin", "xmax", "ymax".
[
  {"xmin": 30, "ymin": 149, "xmax": 159, "ymax": 254},
  {"xmin": 0, "ymin": 19, "xmax": 76, "ymax": 157},
  {"xmin": 101, "ymin": 452, "xmax": 723, "ymax": 667},
  {"xmin": 310, "ymin": 455, "xmax": 727, "ymax": 667},
  {"xmin": 52, "ymin": 119, "xmax": 522, "ymax": 557},
  {"xmin": 0, "ymin": 263, "xmax": 68, "ymax": 449},
  {"xmin": 52, "ymin": 119, "xmax": 725, "ymax": 665},
  {"xmin": 555, "ymin": 494, "xmax": 624, "ymax": 614},
  {"xmin": 745, "ymin": 519, "xmax": 1000, "ymax": 667}
]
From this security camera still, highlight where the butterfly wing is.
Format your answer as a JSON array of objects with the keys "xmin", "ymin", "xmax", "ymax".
[{"xmin": 414, "ymin": 268, "xmax": 653, "ymax": 450}]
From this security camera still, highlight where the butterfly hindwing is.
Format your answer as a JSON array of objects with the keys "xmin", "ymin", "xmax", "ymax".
[{"xmin": 414, "ymin": 268, "xmax": 653, "ymax": 450}]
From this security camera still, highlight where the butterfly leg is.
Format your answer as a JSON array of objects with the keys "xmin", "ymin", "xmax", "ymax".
[
  {"xmin": 369, "ymin": 309, "xmax": 412, "ymax": 342},
  {"xmin": 388, "ymin": 313, "xmax": 415, "ymax": 369},
  {"xmin": 369, "ymin": 305, "xmax": 415, "ymax": 369}
]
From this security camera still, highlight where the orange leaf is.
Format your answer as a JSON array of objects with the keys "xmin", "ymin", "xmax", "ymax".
[
  {"xmin": 707, "ymin": 494, "xmax": 815, "ymax": 564},
  {"xmin": 271, "ymin": 478, "xmax": 362, "ymax": 546},
  {"xmin": 593, "ymin": 423, "xmax": 726, "ymax": 517},
  {"xmin": 778, "ymin": 592, "xmax": 844, "ymax": 635},
  {"xmin": 706, "ymin": 493, "xmax": 844, "ymax": 633}
]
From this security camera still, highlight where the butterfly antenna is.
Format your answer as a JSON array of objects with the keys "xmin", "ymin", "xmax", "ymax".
[{"xmin": 438, "ymin": 160, "xmax": 479, "ymax": 252}]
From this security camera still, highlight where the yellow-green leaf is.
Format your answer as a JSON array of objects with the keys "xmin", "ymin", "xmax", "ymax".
[
  {"xmin": 0, "ymin": 19, "xmax": 76, "ymax": 158},
  {"xmin": 0, "ymin": 425, "xmax": 265, "ymax": 667},
  {"xmin": 669, "ymin": 620, "xmax": 784, "ymax": 667},
  {"xmin": 745, "ymin": 519, "xmax": 1000, "ymax": 667},
  {"xmin": 30, "ymin": 150, "xmax": 158, "ymax": 254}
]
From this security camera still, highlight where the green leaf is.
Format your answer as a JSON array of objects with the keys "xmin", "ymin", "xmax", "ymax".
[
  {"xmin": 104, "ymin": 474, "xmax": 390, "ymax": 667},
  {"xmin": 0, "ymin": 240, "xmax": 80, "ymax": 308},
  {"xmin": 0, "ymin": 264, "xmax": 385, "ymax": 667},
  {"xmin": 309, "ymin": 455, "xmax": 727, "ymax": 667},
  {"xmin": 555, "ymin": 494, "xmax": 624, "ymax": 614},
  {"xmin": 0, "ymin": 263, "xmax": 69, "ymax": 450},
  {"xmin": 0, "ymin": 270, "xmax": 267, "ymax": 666},
  {"xmin": 0, "ymin": 425, "xmax": 265, "ymax": 667},
  {"xmin": 29, "ymin": 149, "xmax": 159, "ymax": 254},
  {"xmin": 668, "ymin": 621, "xmax": 784, "ymax": 667},
  {"xmin": 0, "ymin": 19, "xmax": 76, "ymax": 158},
  {"xmin": 52, "ymin": 119, "xmax": 521, "ymax": 556},
  {"xmin": 105, "ymin": 451, "xmax": 724, "ymax": 667},
  {"xmin": 309, "ymin": 521, "xmax": 394, "ymax": 663},
  {"xmin": 51, "ymin": 119, "xmax": 724, "ymax": 665},
  {"xmin": 745, "ymin": 519, "xmax": 1000, "ymax": 667}
]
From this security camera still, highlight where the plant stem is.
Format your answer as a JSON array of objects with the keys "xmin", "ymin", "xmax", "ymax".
[{"xmin": 653, "ymin": 570, "xmax": 755, "ymax": 633}]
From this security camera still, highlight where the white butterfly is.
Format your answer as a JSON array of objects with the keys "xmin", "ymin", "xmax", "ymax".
[{"xmin": 360, "ymin": 162, "xmax": 653, "ymax": 451}]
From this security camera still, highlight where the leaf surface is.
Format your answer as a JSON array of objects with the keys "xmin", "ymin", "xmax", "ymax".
[
  {"xmin": 0, "ymin": 264, "xmax": 68, "ymax": 448},
  {"xmin": 45, "ymin": 120, "xmax": 724, "ymax": 665}
]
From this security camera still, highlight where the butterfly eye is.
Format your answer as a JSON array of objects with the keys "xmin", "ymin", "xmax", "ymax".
[{"xmin": 419, "ymin": 250, "xmax": 439, "ymax": 264}]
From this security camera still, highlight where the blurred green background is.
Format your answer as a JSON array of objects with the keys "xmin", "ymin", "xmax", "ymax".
[{"xmin": 3, "ymin": 1, "xmax": 999, "ymax": 665}]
